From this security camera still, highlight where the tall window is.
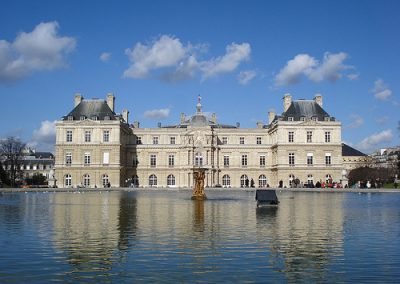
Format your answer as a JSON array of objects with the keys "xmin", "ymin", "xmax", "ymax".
[
  {"xmin": 153, "ymin": 136, "xmax": 159, "ymax": 144},
  {"xmin": 84, "ymin": 153, "xmax": 91, "ymax": 166},
  {"xmin": 325, "ymin": 153, "xmax": 332, "ymax": 165},
  {"xmin": 307, "ymin": 131, "xmax": 313, "ymax": 143},
  {"xmin": 167, "ymin": 174, "xmax": 175, "ymax": 186},
  {"xmin": 259, "ymin": 175, "xmax": 267, "ymax": 188},
  {"xmin": 149, "ymin": 174, "xmax": 157, "ymax": 187},
  {"xmin": 103, "ymin": 152, "xmax": 109, "ymax": 165},
  {"xmin": 150, "ymin": 154, "xmax": 157, "ymax": 167},
  {"xmin": 326, "ymin": 174, "xmax": 332, "ymax": 183},
  {"xmin": 325, "ymin": 131, "xmax": 331, "ymax": 143},
  {"xmin": 103, "ymin": 130, "xmax": 110, "ymax": 142},
  {"xmin": 168, "ymin": 155, "xmax": 175, "ymax": 167},
  {"xmin": 132, "ymin": 175, "xmax": 139, "ymax": 187},
  {"xmin": 66, "ymin": 130, "xmax": 73, "ymax": 142},
  {"xmin": 222, "ymin": 175, "xmax": 231, "ymax": 187},
  {"xmin": 83, "ymin": 174, "xmax": 90, "ymax": 187},
  {"xmin": 170, "ymin": 137, "xmax": 176, "ymax": 145},
  {"xmin": 222, "ymin": 137, "xmax": 228, "ymax": 145},
  {"xmin": 239, "ymin": 137, "xmax": 245, "ymax": 144},
  {"xmin": 195, "ymin": 152, "xmax": 203, "ymax": 166},
  {"xmin": 85, "ymin": 130, "xmax": 91, "ymax": 142},
  {"xmin": 288, "ymin": 131, "xmax": 294, "ymax": 143},
  {"xmin": 224, "ymin": 155, "xmax": 230, "ymax": 167},
  {"xmin": 307, "ymin": 174, "xmax": 313, "ymax": 185},
  {"xmin": 256, "ymin": 137, "xmax": 262, "ymax": 145},
  {"xmin": 259, "ymin": 155, "xmax": 266, "ymax": 167},
  {"xmin": 102, "ymin": 174, "xmax": 109, "ymax": 187},
  {"xmin": 240, "ymin": 175, "xmax": 249, "ymax": 187},
  {"xmin": 133, "ymin": 155, "xmax": 138, "ymax": 167},
  {"xmin": 241, "ymin": 154, "xmax": 248, "ymax": 167},
  {"xmin": 136, "ymin": 136, "xmax": 142, "ymax": 144},
  {"xmin": 289, "ymin": 153, "xmax": 295, "ymax": 166},
  {"xmin": 65, "ymin": 174, "xmax": 72, "ymax": 187},
  {"xmin": 307, "ymin": 153, "xmax": 313, "ymax": 166},
  {"xmin": 66, "ymin": 153, "xmax": 72, "ymax": 166}
]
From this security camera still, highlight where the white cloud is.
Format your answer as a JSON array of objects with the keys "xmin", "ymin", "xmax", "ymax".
[
  {"xmin": 100, "ymin": 52, "xmax": 111, "ymax": 62},
  {"xmin": 357, "ymin": 129, "xmax": 393, "ymax": 152},
  {"xmin": 237, "ymin": 70, "xmax": 257, "ymax": 85},
  {"xmin": 275, "ymin": 52, "xmax": 350, "ymax": 86},
  {"xmin": 123, "ymin": 35, "xmax": 188, "ymax": 79},
  {"xmin": 29, "ymin": 120, "xmax": 56, "ymax": 152},
  {"xmin": 346, "ymin": 114, "xmax": 364, "ymax": 129},
  {"xmin": 0, "ymin": 22, "xmax": 76, "ymax": 82},
  {"xmin": 143, "ymin": 108, "xmax": 170, "ymax": 119},
  {"xmin": 123, "ymin": 35, "xmax": 251, "ymax": 82},
  {"xmin": 275, "ymin": 54, "xmax": 317, "ymax": 85},
  {"xmin": 376, "ymin": 116, "xmax": 389, "ymax": 125},
  {"xmin": 372, "ymin": 79, "xmax": 392, "ymax": 101},
  {"xmin": 200, "ymin": 42, "xmax": 251, "ymax": 79},
  {"xmin": 347, "ymin": 73, "xmax": 359, "ymax": 80}
]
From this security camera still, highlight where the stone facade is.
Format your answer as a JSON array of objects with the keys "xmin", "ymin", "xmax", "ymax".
[{"xmin": 55, "ymin": 93, "xmax": 361, "ymax": 188}]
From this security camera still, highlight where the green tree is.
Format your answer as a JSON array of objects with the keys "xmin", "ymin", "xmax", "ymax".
[{"xmin": 0, "ymin": 137, "xmax": 26, "ymax": 187}]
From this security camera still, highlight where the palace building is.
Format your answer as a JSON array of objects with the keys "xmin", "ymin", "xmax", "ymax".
[{"xmin": 55, "ymin": 93, "xmax": 362, "ymax": 188}]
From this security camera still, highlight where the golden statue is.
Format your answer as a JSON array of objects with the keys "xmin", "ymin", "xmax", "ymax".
[{"xmin": 192, "ymin": 168, "xmax": 207, "ymax": 200}]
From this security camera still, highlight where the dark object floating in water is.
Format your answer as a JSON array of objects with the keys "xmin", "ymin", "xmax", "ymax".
[{"xmin": 255, "ymin": 189, "xmax": 279, "ymax": 207}]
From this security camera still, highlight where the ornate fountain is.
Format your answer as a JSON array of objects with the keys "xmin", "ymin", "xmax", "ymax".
[{"xmin": 191, "ymin": 168, "xmax": 207, "ymax": 200}]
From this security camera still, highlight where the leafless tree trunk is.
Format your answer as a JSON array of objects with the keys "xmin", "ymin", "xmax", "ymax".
[{"xmin": 0, "ymin": 137, "xmax": 26, "ymax": 187}]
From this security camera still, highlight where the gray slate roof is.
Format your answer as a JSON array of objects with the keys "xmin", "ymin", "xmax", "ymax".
[
  {"xmin": 63, "ymin": 100, "xmax": 117, "ymax": 121},
  {"xmin": 342, "ymin": 143, "xmax": 367, "ymax": 156},
  {"xmin": 282, "ymin": 100, "xmax": 332, "ymax": 121}
]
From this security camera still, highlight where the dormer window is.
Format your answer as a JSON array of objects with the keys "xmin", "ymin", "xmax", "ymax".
[
  {"xmin": 91, "ymin": 116, "xmax": 98, "ymax": 121},
  {"xmin": 312, "ymin": 116, "xmax": 318, "ymax": 121},
  {"xmin": 288, "ymin": 117, "xmax": 294, "ymax": 121},
  {"xmin": 67, "ymin": 116, "xmax": 74, "ymax": 121},
  {"xmin": 300, "ymin": 116, "xmax": 305, "ymax": 121},
  {"xmin": 104, "ymin": 116, "xmax": 110, "ymax": 120},
  {"xmin": 324, "ymin": 116, "xmax": 330, "ymax": 121},
  {"xmin": 80, "ymin": 115, "xmax": 86, "ymax": 121}
]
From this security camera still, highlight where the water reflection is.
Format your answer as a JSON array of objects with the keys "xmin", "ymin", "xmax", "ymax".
[{"xmin": 1, "ymin": 190, "xmax": 400, "ymax": 282}]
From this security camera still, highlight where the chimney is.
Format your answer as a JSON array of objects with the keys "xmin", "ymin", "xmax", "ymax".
[
  {"xmin": 256, "ymin": 121, "xmax": 263, "ymax": 129},
  {"xmin": 133, "ymin": 121, "xmax": 140, "ymax": 128},
  {"xmin": 283, "ymin": 93, "xmax": 292, "ymax": 112},
  {"xmin": 268, "ymin": 110, "xmax": 276, "ymax": 124},
  {"xmin": 314, "ymin": 94, "xmax": 323, "ymax": 107},
  {"xmin": 180, "ymin": 113, "xmax": 186, "ymax": 123},
  {"xmin": 122, "ymin": 109, "xmax": 129, "ymax": 123},
  {"xmin": 106, "ymin": 93, "xmax": 115, "ymax": 112},
  {"xmin": 236, "ymin": 122, "xmax": 240, "ymax": 128},
  {"xmin": 211, "ymin": 113, "xmax": 217, "ymax": 123},
  {"xmin": 74, "ymin": 93, "xmax": 82, "ymax": 107},
  {"xmin": 157, "ymin": 122, "xmax": 162, "ymax": 128}
]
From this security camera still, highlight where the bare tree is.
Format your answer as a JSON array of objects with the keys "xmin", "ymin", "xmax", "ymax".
[{"xmin": 0, "ymin": 137, "xmax": 26, "ymax": 187}]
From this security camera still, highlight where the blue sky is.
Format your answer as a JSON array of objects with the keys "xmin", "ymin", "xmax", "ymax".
[{"xmin": 0, "ymin": 0, "xmax": 399, "ymax": 153}]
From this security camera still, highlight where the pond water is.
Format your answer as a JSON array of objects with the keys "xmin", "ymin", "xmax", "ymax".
[{"xmin": 0, "ymin": 190, "xmax": 399, "ymax": 283}]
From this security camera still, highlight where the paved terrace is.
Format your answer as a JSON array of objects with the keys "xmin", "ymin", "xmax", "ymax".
[{"xmin": 1, "ymin": 187, "xmax": 399, "ymax": 193}]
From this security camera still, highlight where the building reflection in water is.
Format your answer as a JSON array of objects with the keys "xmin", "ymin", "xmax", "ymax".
[
  {"xmin": 48, "ymin": 190, "xmax": 346, "ymax": 281},
  {"xmin": 51, "ymin": 191, "xmax": 138, "ymax": 277},
  {"xmin": 256, "ymin": 192, "xmax": 345, "ymax": 282}
]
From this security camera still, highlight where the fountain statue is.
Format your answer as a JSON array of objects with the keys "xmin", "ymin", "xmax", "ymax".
[{"xmin": 192, "ymin": 168, "xmax": 207, "ymax": 200}]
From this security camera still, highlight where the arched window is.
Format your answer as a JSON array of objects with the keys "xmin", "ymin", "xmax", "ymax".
[
  {"xmin": 167, "ymin": 174, "xmax": 175, "ymax": 186},
  {"xmin": 259, "ymin": 175, "xmax": 267, "ymax": 188},
  {"xmin": 102, "ymin": 174, "xmax": 109, "ymax": 187},
  {"xmin": 65, "ymin": 174, "xmax": 72, "ymax": 187},
  {"xmin": 222, "ymin": 174, "xmax": 231, "ymax": 187},
  {"xmin": 195, "ymin": 152, "xmax": 203, "ymax": 167},
  {"xmin": 289, "ymin": 174, "xmax": 295, "ymax": 187},
  {"xmin": 325, "ymin": 174, "xmax": 332, "ymax": 183},
  {"xmin": 132, "ymin": 175, "xmax": 139, "ymax": 187},
  {"xmin": 83, "ymin": 174, "xmax": 90, "ymax": 187},
  {"xmin": 149, "ymin": 174, "xmax": 157, "ymax": 187},
  {"xmin": 240, "ymin": 174, "xmax": 249, "ymax": 188}
]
